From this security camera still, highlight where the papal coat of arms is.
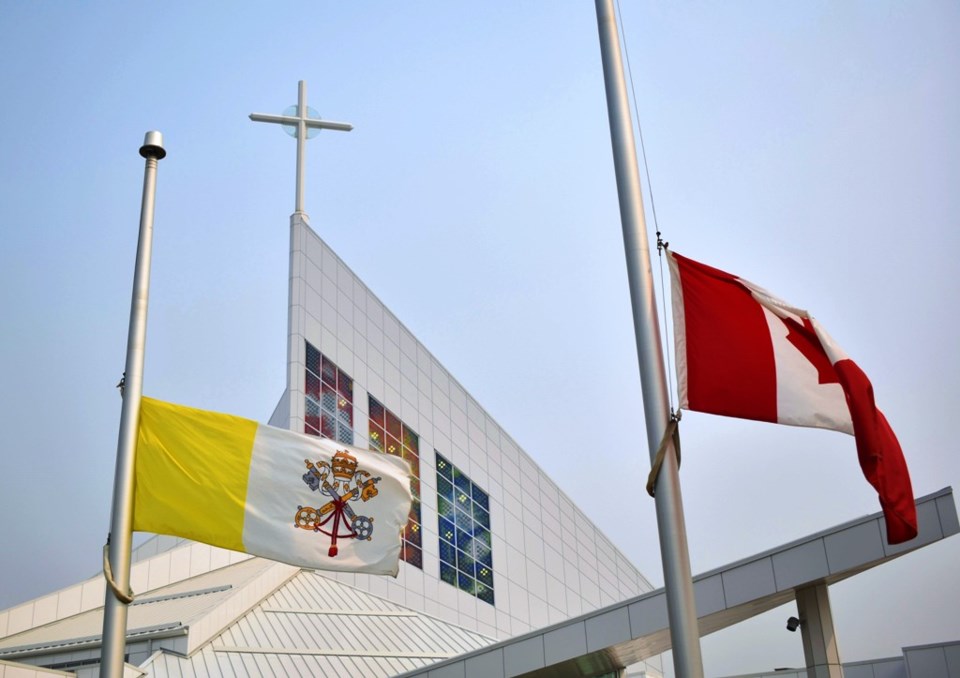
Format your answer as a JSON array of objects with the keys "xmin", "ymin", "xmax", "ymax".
[{"xmin": 294, "ymin": 450, "xmax": 383, "ymax": 557}]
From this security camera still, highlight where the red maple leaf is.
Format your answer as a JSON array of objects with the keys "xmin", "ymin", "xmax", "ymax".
[{"xmin": 779, "ymin": 316, "xmax": 838, "ymax": 385}]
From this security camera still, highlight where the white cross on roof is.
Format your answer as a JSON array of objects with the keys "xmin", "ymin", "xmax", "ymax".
[{"xmin": 250, "ymin": 80, "xmax": 353, "ymax": 215}]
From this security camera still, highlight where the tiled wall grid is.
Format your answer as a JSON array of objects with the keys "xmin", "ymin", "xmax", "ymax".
[{"xmin": 284, "ymin": 216, "xmax": 653, "ymax": 641}]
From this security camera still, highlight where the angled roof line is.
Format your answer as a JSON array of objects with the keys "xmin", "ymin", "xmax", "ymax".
[{"xmin": 396, "ymin": 487, "xmax": 959, "ymax": 678}]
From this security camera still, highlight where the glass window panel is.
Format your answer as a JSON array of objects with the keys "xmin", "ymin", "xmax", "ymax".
[
  {"xmin": 305, "ymin": 397, "xmax": 321, "ymax": 433},
  {"xmin": 402, "ymin": 543, "xmax": 422, "ymax": 569},
  {"xmin": 369, "ymin": 396, "xmax": 385, "ymax": 425},
  {"xmin": 471, "ymin": 484, "xmax": 489, "ymax": 512},
  {"xmin": 477, "ymin": 565, "xmax": 494, "ymax": 587},
  {"xmin": 321, "ymin": 355, "xmax": 337, "ymax": 387},
  {"xmin": 337, "ymin": 374, "xmax": 353, "ymax": 402},
  {"xmin": 321, "ymin": 383, "xmax": 337, "ymax": 414},
  {"xmin": 440, "ymin": 561, "xmax": 457, "ymax": 585},
  {"xmin": 439, "ymin": 539, "xmax": 456, "ymax": 565},
  {"xmin": 369, "ymin": 422, "xmax": 385, "ymax": 453},
  {"xmin": 473, "ymin": 503, "xmax": 490, "ymax": 530},
  {"xmin": 305, "ymin": 371, "xmax": 320, "ymax": 399},
  {"xmin": 403, "ymin": 451, "xmax": 418, "ymax": 478},
  {"xmin": 368, "ymin": 396, "xmax": 419, "ymax": 522},
  {"xmin": 439, "ymin": 517, "xmax": 455, "ymax": 544},
  {"xmin": 337, "ymin": 400, "xmax": 353, "ymax": 428},
  {"xmin": 436, "ymin": 453, "xmax": 453, "ymax": 480},
  {"xmin": 434, "ymin": 451, "xmax": 495, "ymax": 605},
  {"xmin": 336, "ymin": 423, "xmax": 353, "ymax": 446},
  {"xmin": 305, "ymin": 421, "xmax": 320, "ymax": 437},
  {"xmin": 405, "ymin": 544, "xmax": 422, "ymax": 569},
  {"xmin": 405, "ymin": 455, "xmax": 421, "ymax": 484},
  {"xmin": 455, "ymin": 504, "xmax": 472, "ymax": 529},
  {"xmin": 306, "ymin": 348, "xmax": 355, "ymax": 445},
  {"xmin": 437, "ymin": 495, "xmax": 453, "ymax": 520},
  {"xmin": 457, "ymin": 570, "xmax": 475, "ymax": 593},
  {"xmin": 453, "ymin": 467, "xmax": 470, "ymax": 495},
  {"xmin": 473, "ymin": 542, "xmax": 491, "ymax": 564},
  {"xmin": 437, "ymin": 477, "xmax": 454, "ymax": 501},
  {"xmin": 406, "ymin": 524, "xmax": 422, "ymax": 549},
  {"xmin": 402, "ymin": 426, "xmax": 418, "ymax": 455},
  {"xmin": 458, "ymin": 547, "xmax": 477, "ymax": 577},
  {"xmin": 386, "ymin": 411, "xmax": 402, "ymax": 439},
  {"xmin": 403, "ymin": 500, "xmax": 422, "ymax": 552},
  {"xmin": 305, "ymin": 341, "xmax": 321, "ymax": 376},
  {"xmin": 474, "ymin": 528, "xmax": 492, "ymax": 550},
  {"xmin": 321, "ymin": 411, "xmax": 336, "ymax": 439},
  {"xmin": 477, "ymin": 585, "xmax": 495, "ymax": 606}
]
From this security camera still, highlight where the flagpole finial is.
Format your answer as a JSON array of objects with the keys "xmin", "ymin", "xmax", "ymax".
[{"xmin": 139, "ymin": 131, "xmax": 166, "ymax": 160}]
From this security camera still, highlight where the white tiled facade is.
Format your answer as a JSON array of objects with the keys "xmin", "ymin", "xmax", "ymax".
[
  {"xmin": 0, "ymin": 212, "xmax": 663, "ymax": 677},
  {"xmin": 279, "ymin": 214, "xmax": 655, "ymax": 644}
]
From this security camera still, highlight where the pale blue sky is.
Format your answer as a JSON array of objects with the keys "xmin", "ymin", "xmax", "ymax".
[{"xmin": 1, "ymin": 3, "xmax": 958, "ymax": 676}]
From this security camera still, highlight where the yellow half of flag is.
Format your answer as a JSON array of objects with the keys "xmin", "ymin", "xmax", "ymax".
[{"xmin": 133, "ymin": 397, "xmax": 413, "ymax": 576}]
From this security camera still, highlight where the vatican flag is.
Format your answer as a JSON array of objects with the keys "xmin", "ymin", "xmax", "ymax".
[{"xmin": 133, "ymin": 397, "xmax": 413, "ymax": 576}]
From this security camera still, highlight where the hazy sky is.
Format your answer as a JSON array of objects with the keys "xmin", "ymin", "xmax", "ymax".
[{"xmin": 1, "ymin": 3, "xmax": 958, "ymax": 676}]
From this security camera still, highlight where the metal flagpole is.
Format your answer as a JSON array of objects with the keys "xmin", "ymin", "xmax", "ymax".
[
  {"xmin": 593, "ymin": 2, "xmax": 705, "ymax": 676},
  {"xmin": 100, "ymin": 131, "xmax": 166, "ymax": 678}
]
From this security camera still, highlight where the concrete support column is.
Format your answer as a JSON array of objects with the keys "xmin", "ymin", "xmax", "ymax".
[{"xmin": 796, "ymin": 583, "xmax": 844, "ymax": 678}]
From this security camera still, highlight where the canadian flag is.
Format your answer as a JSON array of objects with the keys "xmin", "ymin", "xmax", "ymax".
[{"xmin": 667, "ymin": 250, "xmax": 917, "ymax": 544}]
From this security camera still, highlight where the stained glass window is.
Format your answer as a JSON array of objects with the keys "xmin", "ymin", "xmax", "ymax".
[
  {"xmin": 305, "ymin": 341, "xmax": 354, "ymax": 445},
  {"xmin": 368, "ymin": 395, "xmax": 422, "ymax": 569},
  {"xmin": 436, "ymin": 452, "xmax": 494, "ymax": 605}
]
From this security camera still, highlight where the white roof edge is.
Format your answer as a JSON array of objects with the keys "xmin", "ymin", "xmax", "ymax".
[
  {"xmin": 0, "ymin": 657, "xmax": 75, "ymax": 676},
  {"xmin": 0, "ymin": 557, "xmax": 288, "ymax": 659},
  {"xmin": 694, "ymin": 485, "xmax": 958, "ymax": 580},
  {"xmin": 0, "ymin": 541, "xmax": 255, "ymax": 640},
  {"xmin": 395, "ymin": 487, "xmax": 958, "ymax": 678},
  {"xmin": 901, "ymin": 638, "xmax": 960, "ymax": 652},
  {"xmin": 182, "ymin": 560, "xmax": 299, "ymax": 655}
]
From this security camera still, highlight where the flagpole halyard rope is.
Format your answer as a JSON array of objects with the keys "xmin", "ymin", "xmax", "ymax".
[
  {"xmin": 614, "ymin": 0, "xmax": 683, "ymax": 499},
  {"xmin": 646, "ymin": 411, "xmax": 681, "ymax": 498},
  {"xmin": 615, "ymin": 0, "xmax": 662, "ymax": 234},
  {"xmin": 106, "ymin": 378, "xmax": 135, "ymax": 603},
  {"xmin": 103, "ymin": 542, "xmax": 135, "ymax": 604},
  {"xmin": 615, "ymin": 0, "xmax": 678, "ymax": 412}
]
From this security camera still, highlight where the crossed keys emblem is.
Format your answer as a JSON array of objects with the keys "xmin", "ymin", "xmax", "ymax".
[{"xmin": 294, "ymin": 450, "xmax": 382, "ymax": 557}]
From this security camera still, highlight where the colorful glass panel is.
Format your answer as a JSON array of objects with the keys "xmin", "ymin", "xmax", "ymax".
[
  {"xmin": 305, "ymin": 342, "xmax": 321, "ymax": 376},
  {"xmin": 405, "ymin": 544, "xmax": 422, "ymax": 569},
  {"xmin": 440, "ymin": 561, "xmax": 457, "ymax": 585},
  {"xmin": 434, "ymin": 451, "xmax": 494, "ymax": 605},
  {"xmin": 368, "ymin": 395, "xmax": 422, "ymax": 569},
  {"xmin": 369, "ymin": 422, "xmax": 384, "ymax": 452},
  {"xmin": 305, "ymin": 397, "xmax": 320, "ymax": 433},
  {"xmin": 304, "ymin": 341, "xmax": 354, "ymax": 445},
  {"xmin": 477, "ymin": 584, "xmax": 495, "ymax": 605},
  {"xmin": 321, "ymin": 355, "xmax": 336, "ymax": 387}
]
